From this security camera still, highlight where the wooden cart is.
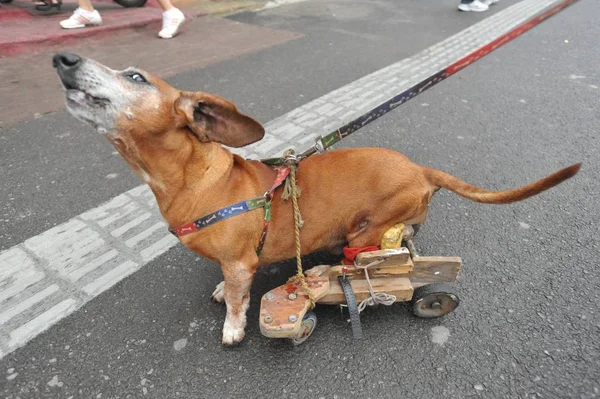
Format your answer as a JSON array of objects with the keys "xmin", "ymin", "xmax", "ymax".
[{"xmin": 259, "ymin": 224, "xmax": 462, "ymax": 345}]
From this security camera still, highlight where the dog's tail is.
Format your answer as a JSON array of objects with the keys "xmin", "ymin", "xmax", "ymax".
[{"xmin": 424, "ymin": 163, "xmax": 581, "ymax": 204}]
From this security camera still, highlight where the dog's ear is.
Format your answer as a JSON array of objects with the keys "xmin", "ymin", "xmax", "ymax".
[{"xmin": 175, "ymin": 92, "xmax": 265, "ymax": 147}]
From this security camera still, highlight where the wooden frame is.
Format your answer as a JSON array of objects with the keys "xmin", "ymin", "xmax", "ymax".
[{"xmin": 259, "ymin": 243, "xmax": 462, "ymax": 340}]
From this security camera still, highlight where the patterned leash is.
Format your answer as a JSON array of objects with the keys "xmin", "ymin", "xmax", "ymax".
[{"xmin": 260, "ymin": 0, "xmax": 579, "ymax": 167}]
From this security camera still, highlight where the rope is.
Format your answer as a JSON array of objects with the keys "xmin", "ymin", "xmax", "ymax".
[
  {"xmin": 282, "ymin": 149, "xmax": 315, "ymax": 309},
  {"xmin": 355, "ymin": 259, "xmax": 397, "ymax": 313}
]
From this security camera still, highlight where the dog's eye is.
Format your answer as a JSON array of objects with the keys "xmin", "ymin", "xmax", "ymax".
[{"xmin": 127, "ymin": 73, "xmax": 147, "ymax": 83}]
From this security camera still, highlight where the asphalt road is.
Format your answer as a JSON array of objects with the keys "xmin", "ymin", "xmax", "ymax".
[{"xmin": 1, "ymin": 0, "xmax": 599, "ymax": 398}]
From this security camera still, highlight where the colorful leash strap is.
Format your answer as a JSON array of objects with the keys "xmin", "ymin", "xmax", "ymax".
[
  {"xmin": 169, "ymin": 166, "xmax": 291, "ymax": 256},
  {"xmin": 260, "ymin": 0, "xmax": 578, "ymax": 167}
]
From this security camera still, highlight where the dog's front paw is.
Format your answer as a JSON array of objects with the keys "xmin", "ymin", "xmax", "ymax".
[
  {"xmin": 211, "ymin": 281, "xmax": 225, "ymax": 303},
  {"xmin": 222, "ymin": 323, "xmax": 245, "ymax": 346}
]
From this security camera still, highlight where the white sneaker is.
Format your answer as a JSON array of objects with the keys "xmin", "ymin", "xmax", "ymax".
[
  {"xmin": 158, "ymin": 8, "xmax": 185, "ymax": 39},
  {"xmin": 481, "ymin": 0, "xmax": 499, "ymax": 5},
  {"xmin": 60, "ymin": 8, "xmax": 102, "ymax": 29},
  {"xmin": 458, "ymin": 0, "xmax": 489, "ymax": 11}
]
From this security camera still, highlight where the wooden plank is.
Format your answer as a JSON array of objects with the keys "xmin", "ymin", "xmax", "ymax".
[
  {"xmin": 304, "ymin": 264, "xmax": 331, "ymax": 277},
  {"xmin": 318, "ymin": 277, "xmax": 413, "ymax": 305},
  {"xmin": 355, "ymin": 248, "xmax": 410, "ymax": 268},
  {"xmin": 259, "ymin": 276, "xmax": 330, "ymax": 339},
  {"xmin": 410, "ymin": 256, "xmax": 462, "ymax": 284},
  {"xmin": 327, "ymin": 263, "xmax": 413, "ymax": 279},
  {"xmin": 371, "ymin": 262, "xmax": 413, "ymax": 276}
]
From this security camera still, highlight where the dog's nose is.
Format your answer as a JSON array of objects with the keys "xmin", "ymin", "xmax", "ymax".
[{"xmin": 53, "ymin": 52, "xmax": 82, "ymax": 69}]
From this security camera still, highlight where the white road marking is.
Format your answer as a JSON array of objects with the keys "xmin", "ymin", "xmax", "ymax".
[
  {"xmin": 140, "ymin": 234, "xmax": 179, "ymax": 262},
  {"xmin": 68, "ymin": 249, "xmax": 119, "ymax": 282},
  {"xmin": 111, "ymin": 212, "xmax": 152, "ymax": 237},
  {"xmin": 125, "ymin": 222, "xmax": 165, "ymax": 248},
  {"xmin": 0, "ymin": 285, "xmax": 59, "ymax": 325},
  {"xmin": 8, "ymin": 299, "xmax": 78, "ymax": 352},
  {"xmin": 81, "ymin": 260, "xmax": 140, "ymax": 296},
  {"xmin": 0, "ymin": 248, "xmax": 45, "ymax": 304},
  {"xmin": 0, "ymin": 0, "xmax": 562, "ymax": 359}
]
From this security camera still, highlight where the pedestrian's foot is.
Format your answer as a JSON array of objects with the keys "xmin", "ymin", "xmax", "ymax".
[
  {"xmin": 34, "ymin": 0, "xmax": 62, "ymax": 12},
  {"xmin": 60, "ymin": 7, "xmax": 102, "ymax": 29},
  {"xmin": 458, "ymin": 0, "xmax": 489, "ymax": 11},
  {"xmin": 158, "ymin": 8, "xmax": 185, "ymax": 39},
  {"xmin": 481, "ymin": 0, "xmax": 499, "ymax": 5}
]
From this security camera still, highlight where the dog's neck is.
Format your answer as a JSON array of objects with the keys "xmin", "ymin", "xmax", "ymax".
[{"xmin": 107, "ymin": 131, "xmax": 234, "ymax": 221}]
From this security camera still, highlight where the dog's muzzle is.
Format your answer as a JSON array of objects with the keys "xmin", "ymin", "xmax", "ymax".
[{"xmin": 53, "ymin": 52, "xmax": 83, "ymax": 89}]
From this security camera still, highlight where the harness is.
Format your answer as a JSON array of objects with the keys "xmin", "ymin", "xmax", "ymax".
[{"xmin": 169, "ymin": 165, "xmax": 291, "ymax": 256}]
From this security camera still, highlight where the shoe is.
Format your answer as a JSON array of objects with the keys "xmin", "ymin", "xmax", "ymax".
[
  {"xmin": 35, "ymin": 0, "xmax": 61, "ymax": 12},
  {"xmin": 158, "ymin": 8, "xmax": 185, "ymax": 39},
  {"xmin": 481, "ymin": 0, "xmax": 499, "ymax": 5},
  {"xmin": 458, "ymin": 0, "xmax": 489, "ymax": 11},
  {"xmin": 59, "ymin": 8, "xmax": 102, "ymax": 29}
]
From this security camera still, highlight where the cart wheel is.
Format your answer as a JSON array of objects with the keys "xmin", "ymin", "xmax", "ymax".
[
  {"xmin": 411, "ymin": 284, "xmax": 459, "ymax": 318},
  {"xmin": 289, "ymin": 312, "xmax": 317, "ymax": 346}
]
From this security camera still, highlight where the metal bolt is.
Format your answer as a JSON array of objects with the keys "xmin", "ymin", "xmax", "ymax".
[
  {"xmin": 406, "ymin": 239, "xmax": 420, "ymax": 258},
  {"xmin": 264, "ymin": 293, "xmax": 275, "ymax": 300},
  {"xmin": 264, "ymin": 315, "xmax": 273, "ymax": 323},
  {"xmin": 288, "ymin": 293, "xmax": 297, "ymax": 300},
  {"xmin": 288, "ymin": 315, "xmax": 298, "ymax": 323}
]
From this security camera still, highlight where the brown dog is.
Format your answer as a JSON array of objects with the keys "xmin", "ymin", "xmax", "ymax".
[{"xmin": 53, "ymin": 52, "xmax": 580, "ymax": 345}]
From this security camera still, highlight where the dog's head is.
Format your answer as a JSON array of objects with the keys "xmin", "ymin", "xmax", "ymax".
[{"xmin": 53, "ymin": 52, "xmax": 265, "ymax": 147}]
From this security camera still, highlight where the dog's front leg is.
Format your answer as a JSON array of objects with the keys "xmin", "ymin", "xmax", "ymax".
[
  {"xmin": 220, "ymin": 260, "xmax": 257, "ymax": 346},
  {"xmin": 211, "ymin": 281, "xmax": 225, "ymax": 303}
]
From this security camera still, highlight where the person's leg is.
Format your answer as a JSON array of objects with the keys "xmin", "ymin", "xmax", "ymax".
[
  {"xmin": 60, "ymin": 0, "xmax": 102, "ymax": 29},
  {"xmin": 156, "ymin": 0, "xmax": 175, "ymax": 11},
  {"xmin": 157, "ymin": 0, "xmax": 185, "ymax": 39},
  {"xmin": 78, "ymin": 0, "xmax": 94, "ymax": 11}
]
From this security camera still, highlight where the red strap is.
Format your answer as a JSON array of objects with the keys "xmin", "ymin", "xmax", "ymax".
[
  {"xmin": 265, "ymin": 166, "xmax": 291, "ymax": 199},
  {"xmin": 256, "ymin": 166, "xmax": 291, "ymax": 255},
  {"xmin": 342, "ymin": 246, "xmax": 380, "ymax": 265}
]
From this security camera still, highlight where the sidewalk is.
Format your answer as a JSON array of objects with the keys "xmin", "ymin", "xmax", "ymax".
[{"xmin": 0, "ymin": 0, "xmax": 267, "ymax": 56}]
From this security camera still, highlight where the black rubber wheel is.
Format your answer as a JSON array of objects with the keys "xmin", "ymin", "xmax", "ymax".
[
  {"xmin": 411, "ymin": 284, "xmax": 459, "ymax": 318},
  {"xmin": 289, "ymin": 312, "xmax": 317, "ymax": 346},
  {"xmin": 113, "ymin": 0, "xmax": 147, "ymax": 8}
]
